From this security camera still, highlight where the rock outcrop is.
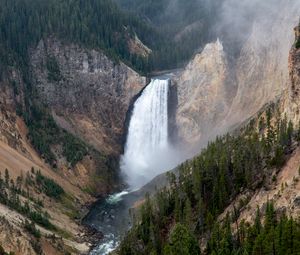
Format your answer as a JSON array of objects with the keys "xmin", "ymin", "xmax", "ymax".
[
  {"xmin": 175, "ymin": 40, "xmax": 233, "ymax": 145},
  {"xmin": 30, "ymin": 38, "xmax": 146, "ymax": 155}
]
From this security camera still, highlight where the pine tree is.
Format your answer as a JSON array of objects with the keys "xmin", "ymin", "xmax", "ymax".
[
  {"xmin": 4, "ymin": 169, "xmax": 9, "ymax": 188},
  {"xmin": 184, "ymin": 198, "xmax": 193, "ymax": 230},
  {"xmin": 168, "ymin": 224, "xmax": 200, "ymax": 255},
  {"xmin": 265, "ymin": 201, "xmax": 276, "ymax": 231}
]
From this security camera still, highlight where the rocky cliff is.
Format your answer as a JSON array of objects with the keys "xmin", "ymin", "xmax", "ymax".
[
  {"xmin": 30, "ymin": 38, "xmax": 146, "ymax": 155},
  {"xmin": 175, "ymin": 40, "xmax": 233, "ymax": 145}
]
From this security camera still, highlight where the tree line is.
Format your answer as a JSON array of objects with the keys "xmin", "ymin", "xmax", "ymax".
[{"xmin": 0, "ymin": 0, "xmax": 215, "ymax": 77}]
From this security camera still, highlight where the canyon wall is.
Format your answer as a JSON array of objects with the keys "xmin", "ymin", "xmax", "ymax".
[
  {"xmin": 175, "ymin": 1, "xmax": 300, "ymax": 147},
  {"xmin": 0, "ymin": 37, "xmax": 147, "ymax": 198}
]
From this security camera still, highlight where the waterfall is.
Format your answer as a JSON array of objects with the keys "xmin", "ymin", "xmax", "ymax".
[
  {"xmin": 121, "ymin": 78, "xmax": 170, "ymax": 189},
  {"xmin": 87, "ymin": 78, "xmax": 184, "ymax": 255}
]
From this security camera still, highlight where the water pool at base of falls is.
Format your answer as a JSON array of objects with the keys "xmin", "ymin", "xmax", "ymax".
[{"xmin": 84, "ymin": 191, "xmax": 140, "ymax": 255}]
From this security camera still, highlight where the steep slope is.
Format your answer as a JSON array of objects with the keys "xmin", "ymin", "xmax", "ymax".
[
  {"xmin": 0, "ymin": 83, "xmax": 93, "ymax": 254},
  {"xmin": 220, "ymin": 146, "xmax": 300, "ymax": 225},
  {"xmin": 225, "ymin": 1, "xmax": 300, "ymax": 125}
]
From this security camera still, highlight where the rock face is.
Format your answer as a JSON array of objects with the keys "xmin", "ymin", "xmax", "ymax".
[
  {"xmin": 30, "ymin": 38, "xmax": 146, "ymax": 154},
  {"xmin": 175, "ymin": 40, "xmax": 233, "ymax": 144},
  {"xmin": 0, "ymin": 70, "xmax": 30, "ymax": 157},
  {"xmin": 0, "ymin": 82, "xmax": 21, "ymax": 149},
  {"xmin": 285, "ymin": 25, "xmax": 300, "ymax": 124},
  {"xmin": 175, "ymin": 1, "xmax": 300, "ymax": 147}
]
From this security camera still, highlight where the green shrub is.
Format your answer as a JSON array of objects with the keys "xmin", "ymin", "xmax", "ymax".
[
  {"xmin": 46, "ymin": 56, "xmax": 62, "ymax": 82},
  {"xmin": 296, "ymin": 39, "xmax": 300, "ymax": 49},
  {"xmin": 0, "ymin": 245, "xmax": 9, "ymax": 255},
  {"xmin": 30, "ymin": 239, "xmax": 43, "ymax": 255},
  {"xmin": 24, "ymin": 220, "xmax": 41, "ymax": 238},
  {"xmin": 36, "ymin": 170, "xmax": 64, "ymax": 198},
  {"xmin": 62, "ymin": 133, "xmax": 88, "ymax": 167},
  {"xmin": 27, "ymin": 109, "xmax": 58, "ymax": 166},
  {"xmin": 29, "ymin": 210, "xmax": 54, "ymax": 230},
  {"xmin": 0, "ymin": 170, "xmax": 55, "ymax": 230},
  {"xmin": 27, "ymin": 105, "xmax": 88, "ymax": 167}
]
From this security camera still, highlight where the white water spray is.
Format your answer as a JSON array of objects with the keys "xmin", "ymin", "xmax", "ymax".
[{"xmin": 121, "ymin": 78, "xmax": 172, "ymax": 189}]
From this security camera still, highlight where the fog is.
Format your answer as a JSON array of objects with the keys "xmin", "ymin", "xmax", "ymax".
[
  {"xmin": 217, "ymin": 0, "xmax": 300, "ymax": 57},
  {"xmin": 161, "ymin": 0, "xmax": 300, "ymax": 56}
]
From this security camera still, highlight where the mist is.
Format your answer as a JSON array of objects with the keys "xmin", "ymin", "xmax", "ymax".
[
  {"xmin": 216, "ymin": 0, "xmax": 300, "ymax": 57},
  {"xmin": 168, "ymin": 0, "xmax": 300, "ymax": 164}
]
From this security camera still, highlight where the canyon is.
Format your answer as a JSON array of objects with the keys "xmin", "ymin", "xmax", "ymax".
[{"xmin": 0, "ymin": 0, "xmax": 300, "ymax": 254}]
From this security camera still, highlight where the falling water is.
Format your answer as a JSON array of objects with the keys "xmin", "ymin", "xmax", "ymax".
[{"xmin": 121, "ymin": 78, "xmax": 170, "ymax": 189}]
